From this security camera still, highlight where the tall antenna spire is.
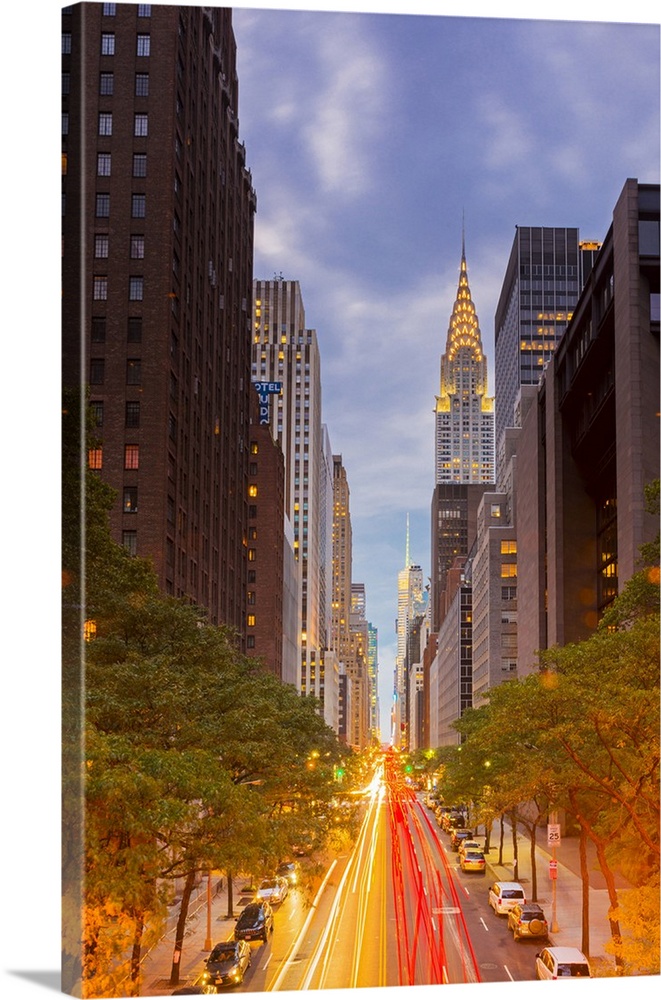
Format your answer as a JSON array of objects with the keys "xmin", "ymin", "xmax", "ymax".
[
  {"xmin": 405, "ymin": 513, "xmax": 410, "ymax": 567},
  {"xmin": 462, "ymin": 209, "xmax": 466, "ymax": 262}
]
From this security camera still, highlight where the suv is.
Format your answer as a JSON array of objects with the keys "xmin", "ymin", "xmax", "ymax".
[
  {"xmin": 507, "ymin": 902, "xmax": 549, "ymax": 941},
  {"xmin": 202, "ymin": 940, "xmax": 251, "ymax": 988},
  {"xmin": 535, "ymin": 946, "xmax": 591, "ymax": 979},
  {"xmin": 450, "ymin": 829, "xmax": 474, "ymax": 851},
  {"xmin": 234, "ymin": 901, "xmax": 274, "ymax": 942},
  {"xmin": 488, "ymin": 881, "xmax": 526, "ymax": 914}
]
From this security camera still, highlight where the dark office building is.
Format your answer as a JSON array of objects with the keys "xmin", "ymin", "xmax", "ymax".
[
  {"xmin": 62, "ymin": 4, "xmax": 256, "ymax": 636},
  {"xmin": 430, "ymin": 483, "xmax": 486, "ymax": 632},
  {"xmin": 517, "ymin": 179, "xmax": 660, "ymax": 671}
]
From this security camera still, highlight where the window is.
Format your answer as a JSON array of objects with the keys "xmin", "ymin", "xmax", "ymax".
[
  {"xmin": 247, "ymin": 614, "xmax": 256, "ymax": 627},
  {"xmin": 126, "ymin": 359, "xmax": 142, "ymax": 385},
  {"xmin": 501, "ymin": 563, "xmax": 518, "ymax": 578},
  {"xmin": 500, "ymin": 540, "xmax": 517, "ymax": 554},
  {"xmin": 131, "ymin": 194, "xmax": 146, "ymax": 218},
  {"xmin": 123, "ymin": 487, "xmax": 138, "ymax": 513},
  {"xmin": 124, "ymin": 445, "xmax": 139, "ymax": 470},
  {"xmin": 130, "ymin": 236, "xmax": 145, "ymax": 259},
  {"xmin": 122, "ymin": 531, "xmax": 138, "ymax": 556},
  {"xmin": 88, "ymin": 447, "xmax": 103, "ymax": 469},
  {"xmin": 490, "ymin": 503, "xmax": 502, "ymax": 518},
  {"xmin": 97, "ymin": 152, "xmax": 111, "ymax": 176},
  {"xmin": 137, "ymin": 4, "xmax": 151, "ymax": 15},
  {"xmin": 125, "ymin": 401, "xmax": 140, "ymax": 428},
  {"xmin": 95, "ymin": 193, "xmax": 110, "ymax": 218},
  {"xmin": 248, "ymin": 549, "xmax": 256, "ymax": 562},
  {"xmin": 90, "ymin": 402, "xmax": 104, "ymax": 427},
  {"xmin": 132, "ymin": 153, "xmax": 147, "ymax": 178},
  {"xmin": 62, "ymin": 33, "xmax": 72, "ymax": 54},
  {"xmin": 89, "ymin": 359, "xmax": 105, "ymax": 384},
  {"xmin": 102, "ymin": 3, "xmax": 117, "ymax": 14},
  {"xmin": 248, "ymin": 485, "xmax": 257, "ymax": 497},
  {"xmin": 246, "ymin": 636, "xmax": 255, "ymax": 649},
  {"xmin": 134, "ymin": 113, "xmax": 148, "ymax": 137},
  {"xmin": 62, "ymin": 153, "xmax": 68, "ymax": 175},
  {"xmin": 129, "ymin": 276, "xmax": 144, "ymax": 301},
  {"xmin": 62, "ymin": 72, "xmax": 71, "ymax": 95},
  {"xmin": 98, "ymin": 113, "xmax": 113, "ymax": 136},
  {"xmin": 91, "ymin": 317, "xmax": 106, "ymax": 343},
  {"xmin": 136, "ymin": 34, "xmax": 150, "ymax": 56},
  {"xmin": 101, "ymin": 33, "xmax": 115, "ymax": 56},
  {"xmin": 61, "ymin": 113, "xmax": 70, "ymax": 136},
  {"xmin": 93, "ymin": 276, "xmax": 108, "ymax": 300},
  {"xmin": 94, "ymin": 235, "xmax": 109, "ymax": 258},
  {"xmin": 135, "ymin": 73, "xmax": 149, "ymax": 97},
  {"xmin": 99, "ymin": 72, "xmax": 114, "ymax": 95},
  {"xmin": 127, "ymin": 317, "xmax": 142, "ymax": 342}
]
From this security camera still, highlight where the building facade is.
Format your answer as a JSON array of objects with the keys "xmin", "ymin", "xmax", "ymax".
[
  {"xmin": 435, "ymin": 242, "xmax": 495, "ymax": 485},
  {"xmin": 62, "ymin": 4, "xmax": 256, "ymax": 636},
  {"xmin": 517, "ymin": 179, "xmax": 660, "ymax": 670},
  {"xmin": 494, "ymin": 226, "xmax": 600, "ymax": 483},
  {"xmin": 251, "ymin": 279, "xmax": 332, "ymax": 712}
]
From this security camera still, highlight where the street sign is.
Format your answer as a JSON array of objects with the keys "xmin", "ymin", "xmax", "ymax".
[
  {"xmin": 549, "ymin": 859, "xmax": 558, "ymax": 880},
  {"xmin": 547, "ymin": 823, "xmax": 561, "ymax": 847}
]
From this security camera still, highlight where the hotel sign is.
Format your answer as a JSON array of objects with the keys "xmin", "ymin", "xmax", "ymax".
[{"xmin": 253, "ymin": 381, "xmax": 282, "ymax": 425}]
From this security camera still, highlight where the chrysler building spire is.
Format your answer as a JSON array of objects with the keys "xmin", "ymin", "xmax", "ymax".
[{"xmin": 434, "ymin": 237, "xmax": 495, "ymax": 484}]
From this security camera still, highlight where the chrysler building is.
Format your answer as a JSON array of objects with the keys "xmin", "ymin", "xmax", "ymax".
[{"xmin": 435, "ymin": 239, "xmax": 495, "ymax": 483}]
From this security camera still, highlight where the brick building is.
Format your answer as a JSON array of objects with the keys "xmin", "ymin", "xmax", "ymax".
[{"xmin": 62, "ymin": 4, "xmax": 256, "ymax": 636}]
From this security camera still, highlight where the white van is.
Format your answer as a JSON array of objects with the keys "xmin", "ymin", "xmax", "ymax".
[{"xmin": 488, "ymin": 881, "xmax": 526, "ymax": 914}]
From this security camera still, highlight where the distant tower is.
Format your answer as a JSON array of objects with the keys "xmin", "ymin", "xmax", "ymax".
[{"xmin": 435, "ymin": 236, "xmax": 495, "ymax": 484}]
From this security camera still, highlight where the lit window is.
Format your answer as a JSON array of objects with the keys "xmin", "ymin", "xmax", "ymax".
[
  {"xmin": 102, "ymin": 3, "xmax": 117, "ymax": 14},
  {"xmin": 124, "ymin": 445, "xmax": 139, "ymax": 470},
  {"xmin": 98, "ymin": 113, "xmax": 113, "ymax": 136},
  {"xmin": 136, "ymin": 34, "xmax": 150, "ymax": 56},
  {"xmin": 247, "ymin": 614, "xmax": 256, "ymax": 627},
  {"xmin": 500, "ymin": 540, "xmax": 517, "ymax": 554},
  {"xmin": 88, "ymin": 447, "xmax": 103, "ymax": 469},
  {"xmin": 123, "ymin": 487, "xmax": 138, "ymax": 513},
  {"xmin": 248, "ymin": 549, "xmax": 256, "ymax": 562},
  {"xmin": 84, "ymin": 620, "xmax": 97, "ymax": 641},
  {"xmin": 490, "ymin": 504, "xmax": 501, "ymax": 518},
  {"xmin": 137, "ymin": 4, "xmax": 151, "ymax": 15},
  {"xmin": 97, "ymin": 152, "xmax": 111, "ymax": 176},
  {"xmin": 134, "ymin": 113, "xmax": 148, "ymax": 137},
  {"xmin": 101, "ymin": 33, "xmax": 115, "ymax": 56},
  {"xmin": 62, "ymin": 153, "xmax": 68, "ymax": 175},
  {"xmin": 501, "ymin": 563, "xmax": 517, "ymax": 578},
  {"xmin": 94, "ymin": 235, "xmax": 109, "ymax": 258},
  {"xmin": 248, "ymin": 485, "xmax": 257, "ymax": 497},
  {"xmin": 130, "ymin": 236, "xmax": 145, "ymax": 259}
]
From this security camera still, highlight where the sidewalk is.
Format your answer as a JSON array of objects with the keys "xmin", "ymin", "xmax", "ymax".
[
  {"xmin": 138, "ymin": 876, "xmax": 257, "ymax": 996},
  {"xmin": 480, "ymin": 816, "xmax": 629, "ymax": 972}
]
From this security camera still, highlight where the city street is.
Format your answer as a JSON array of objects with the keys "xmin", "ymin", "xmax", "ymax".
[{"xmin": 141, "ymin": 755, "xmax": 618, "ymax": 995}]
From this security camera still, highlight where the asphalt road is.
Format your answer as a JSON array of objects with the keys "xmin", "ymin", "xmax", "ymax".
[{"xmin": 194, "ymin": 760, "xmax": 547, "ymax": 992}]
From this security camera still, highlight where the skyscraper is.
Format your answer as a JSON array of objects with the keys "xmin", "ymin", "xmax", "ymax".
[
  {"xmin": 251, "ymin": 279, "xmax": 333, "ymax": 716},
  {"xmin": 494, "ymin": 226, "xmax": 599, "ymax": 482},
  {"xmin": 62, "ymin": 4, "xmax": 256, "ymax": 636},
  {"xmin": 435, "ymin": 240, "xmax": 495, "ymax": 485},
  {"xmin": 394, "ymin": 517, "xmax": 427, "ymax": 747}
]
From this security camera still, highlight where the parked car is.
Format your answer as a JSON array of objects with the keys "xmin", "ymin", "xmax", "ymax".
[
  {"xmin": 535, "ymin": 946, "xmax": 592, "ymax": 979},
  {"xmin": 450, "ymin": 829, "xmax": 474, "ymax": 851},
  {"xmin": 488, "ymin": 881, "xmax": 526, "ymax": 914},
  {"xmin": 256, "ymin": 876, "xmax": 288, "ymax": 904},
  {"xmin": 202, "ymin": 940, "xmax": 251, "ymax": 988},
  {"xmin": 460, "ymin": 850, "xmax": 486, "ymax": 873},
  {"xmin": 507, "ymin": 903, "xmax": 549, "ymax": 942},
  {"xmin": 234, "ymin": 901, "xmax": 274, "ymax": 942},
  {"xmin": 276, "ymin": 861, "xmax": 300, "ymax": 886},
  {"xmin": 457, "ymin": 839, "xmax": 481, "ymax": 857}
]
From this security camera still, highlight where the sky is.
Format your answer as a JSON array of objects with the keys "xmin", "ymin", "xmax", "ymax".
[
  {"xmin": 0, "ymin": 4, "xmax": 658, "ymax": 999},
  {"xmin": 228, "ymin": 1, "xmax": 660, "ymax": 739}
]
